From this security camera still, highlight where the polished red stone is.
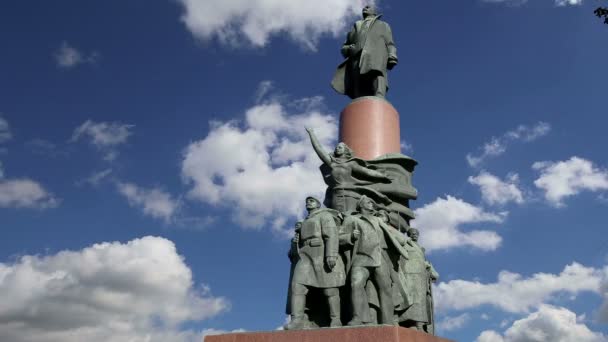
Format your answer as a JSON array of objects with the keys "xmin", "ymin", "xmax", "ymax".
[
  {"xmin": 339, "ymin": 97, "xmax": 401, "ymax": 160},
  {"xmin": 204, "ymin": 326, "xmax": 454, "ymax": 342}
]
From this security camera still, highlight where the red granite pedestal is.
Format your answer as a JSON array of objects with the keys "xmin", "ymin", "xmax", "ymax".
[
  {"xmin": 339, "ymin": 96, "xmax": 401, "ymax": 160},
  {"xmin": 204, "ymin": 326, "xmax": 454, "ymax": 342}
]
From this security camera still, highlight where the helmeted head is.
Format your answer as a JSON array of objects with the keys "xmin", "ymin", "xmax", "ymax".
[
  {"xmin": 305, "ymin": 196, "xmax": 321, "ymax": 210},
  {"xmin": 295, "ymin": 221, "xmax": 303, "ymax": 230},
  {"xmin": 407, "ymin": 228, "xmax": 420, "ymax": 241},
  {"xmin": 333, "ymin": 142, "xmax": 354, "ymax": 159},
  {"xmin": 357, "ymin": 195, "xmax": 377, "ymax": 212},
  {"xmin": 362, "ymin": 5, "xmax": 377, "ymax": 18}
]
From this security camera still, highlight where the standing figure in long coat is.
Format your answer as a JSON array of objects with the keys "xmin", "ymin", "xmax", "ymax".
[
  {"xmin": 340, "ymin": 196, "xmax": 409, "ymax": 326},
  {"xmin": 285, "ymin": 197, "xmax": 346, "ymax": 330},
  {"xmin": 331, "ymin": 5, "xmax": 398, "ymax": 99},
  {"xmin": 400, "ymin": 228, "xmax": 439, "ymax": 333}
]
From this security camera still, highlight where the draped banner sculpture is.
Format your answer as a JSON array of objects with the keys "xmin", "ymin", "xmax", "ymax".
[{"xmin": 284, "ymin": 5, "xmax": 439, "ymax": 335}]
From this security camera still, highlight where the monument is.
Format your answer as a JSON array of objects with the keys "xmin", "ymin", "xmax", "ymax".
[{"xmin": 205, "ymin": 5, "xmax": 452, "ymax": 342}]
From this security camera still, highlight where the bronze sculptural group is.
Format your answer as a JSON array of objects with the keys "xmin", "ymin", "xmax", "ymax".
[
  {"xmin": 285, "ymin": 133, "xmax": 438, "ymax": 334},
  {"xmin": 284, "ymin": 5, "xmax": 439, "ymax": 336}
]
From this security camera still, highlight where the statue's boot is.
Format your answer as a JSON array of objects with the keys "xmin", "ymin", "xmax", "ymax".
[
  {"xmin": 347, "ymin": 318, "xmax": 363, "ymax": 326},
  {"xmin": 285, "ymin": 295, "xmax": 309, "ymax": 330},
  {"xmin": 327, "ymin": 294, "xmax": 342, "ymax": 327}
]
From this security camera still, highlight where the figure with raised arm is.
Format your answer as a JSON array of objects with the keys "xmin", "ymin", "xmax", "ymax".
[{"xmin": 306, "ymin": 127, "xmax": 391, "ymax": 214}]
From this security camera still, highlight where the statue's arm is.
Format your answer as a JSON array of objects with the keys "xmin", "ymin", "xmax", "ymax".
[
  {"xmin": 351, "ymin": 163, "xmax": 391, "ymax": 182},
  {"xmin": 338, "ymin": 218, "xmax": 355, "ymax": 246},
  {"xmin": 426, "ymin": 261, "xmax": 439, "ymax": 281},
  {"xmin": 306, "ymin": 128, "xmax": 332, "ymax": 166},
  {"xmin": 385, "ymin": 23, "xmax": 398, "ymax": 69},
  {"xmin": 391, "ymin": 228, "xmax": 408, "ymax": 246},
  {"xmin": 340, "ymin": 25, "xmax": 356, "ymax": 58},
  {"xmin": 287, "ymin": 232, "xmax": 299, "ymax": 261},
  {"xmin": 321, "ymin": 216, "xmax": 339, "ymax": 258}
]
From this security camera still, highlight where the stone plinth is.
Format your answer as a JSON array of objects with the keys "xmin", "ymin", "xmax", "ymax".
[
  {"xmin": 204, "ymin": 326, "xmax": 453, "ymax": 342},
  {"xmin": 339, "ymin": 96, "xmax": 401, "ymax": 160}
]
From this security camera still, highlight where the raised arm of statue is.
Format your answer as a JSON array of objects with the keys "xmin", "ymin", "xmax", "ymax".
[
  {"xmin": 306, "ymin": 128, "xmax": 332, "ymax": 166},
  {"xmin": 351, "ymin": 163, "xmax": 391, "ymax": 182}
]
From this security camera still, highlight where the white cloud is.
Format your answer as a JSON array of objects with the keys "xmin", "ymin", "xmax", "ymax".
[
  {"xmin": 0, "ymin": 116, "xmax": 11, "ymax": 143},
  {"xmin": 0, "ymin": 178, "xmax": 59, "ymax": 209},
  {"xmin": 400, "ymin": 140, "xmax": 413, "ymax": 154},
  {"xmin": 481, "ymin": 0, "xmax": 582, "ymax": 6},
  {"xmin": 533, "ymin": 157, "xmax": 608, "ymax": 207},
  {"xmin": 181, "ymin": 87, "xmax": 337, "ymax": 234},
  {"xmin": 468, "ymin": 171, "xmax": 524, "ymax": 206},
  {"xmin": 599, "ymin": 267, "xmax": 608, "ymax": 323},
  {"xmin": 412, "ymin": 196, "xmax": 505, "ymax": 252},
  {"xmin": 71, "ymin": 120, "xmax": 134, "ymax": 161},
  {"xmin": 117, "ymin": 182, "xmax": 180, "ymax": 223},
  {"xmin": 555, "ymin": 0, "xmax": 583, "ymax": 6},
  {"xmin": 54, "ymin": 41, "xmax": 99, "ymax": 68},
  {"xmin": 202, "ymin": 328, "xmax": 246, "ymax": 337},
  {"xmin": 435, "ymin": 262, "xmax": 602, "ymax": 314},
  {"xmin": 79, "ymin": 169, "xmax": 113, "ymax": 187},
  {"xmin": 477, "ymin": 330, "xmax": 506, "ymax": 342},
  {"xmin": 176, "ymin": 0, "xmax": 374, "ymax": 50},
  {"xmin": 476, "ymin": 305, "xmax": 606, "ymax": 342},
  {"xmin": 467, "ymin": 122, "xmax": 550, "ymax": 167},
  {"xmin": 25, "ymin": 139, "xmax": 68, "ymax": 158},
  {"xmin": 437, "ymin": 313, "xmax": 470, "ymax": 332},
  {"xmin": 0, "ymin": 236, "xmax": 229, "ymax": 342}
]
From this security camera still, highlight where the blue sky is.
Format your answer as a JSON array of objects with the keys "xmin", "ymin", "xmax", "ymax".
[{"xmin": 1, "ymin": 0, "xmax": 608, "ymax": 341}]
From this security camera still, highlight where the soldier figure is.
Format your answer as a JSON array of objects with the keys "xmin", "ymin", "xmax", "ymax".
[
  {"xmin": 340, "ymin": 196, "xmax": 409, "ymax": 326},
  {"xmin": 285, "ymin": 197, "xmax": 346, "ymax": 329},
  {"xmin": 401, "ymin": 228, "xmax": 439, "ymax": 333}
]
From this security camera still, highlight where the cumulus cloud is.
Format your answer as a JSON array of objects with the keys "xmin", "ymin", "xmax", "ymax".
[
  {"xmin": 117, "ymin": 182, "xmax": 181, "ymax": 223},
  {"xmin": 0, "ymin": 116, "xmax": 11, "ymax": 143},
  {"xmin": 0, "ymin": 236, "xmax": 228, "ymax": 342},
  {"xmin": 481, "ymin": 0, "xmax": 582, "ymax": 6},
  {"xmin": 54, "ymin": 41, "xmax": 99, "ymax": 68},
  {"xmin": 466, "ymin": 122, "xmax": 550, "ymax": 167},
  {"xmin": 78, "ymin": 168, "xmax": 113, "ymax": 187},
  {"xmin": 476, "ymin": 305, "xmax": 606, "ymax": 342},
  {"xmin": 412, "ymin": 196, "xmax": 505, "ymax": 252},
  {"xmin": 176, "ymin": 0, "xmax": 373, "ymax": 50},
  {"xmin": 71, "ymin": 120, "xmax": 134, "ymax": 161},
  {"xmin": 435, "ymin": 262, "xmax": 602, "ymax": 313},
  {"xmin": 181, "ymin": 85, "xmax": 337, "ymax": 234},
  {"xmin": 533, "ymin": 157, "xmax": 608, "ymax": 207},
  {"xmin": 555, "ymin": 0, "xmax": 583, "ymax": 6},
  {"xmin": 437, "ymin": 313, "xmax": 470, "ymax": 332},
  {"xmin": 469, "ymin": 171, "xmax": 524, "ymax": 206},
  {"xmin": 0, "ymin": 178, "xmax": 59, "ymax": 209}
]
